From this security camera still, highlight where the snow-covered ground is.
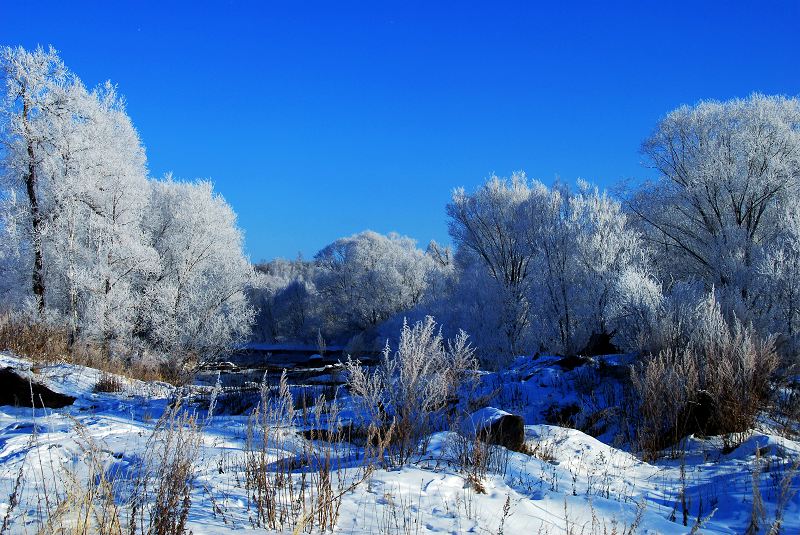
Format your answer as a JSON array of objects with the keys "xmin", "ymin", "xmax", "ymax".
[{"xmin": 0, "ymin": 352, "xmax": 798, "ymax": 534}]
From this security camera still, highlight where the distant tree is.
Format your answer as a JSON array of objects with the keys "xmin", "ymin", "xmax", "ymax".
[
  {"xmin": 523, "ymin": 180, "xmax": 644, "ymax": 355},
  {"xmin": 250, "ymin": 257, "xmax": 322, "ymax": 343},
  {"xmin": 315, "ymin": 231, "xmax": 435, "ymax": 336},
  {"xmin": 447, "ymin": 173, "xmax": 533, "ymax": 355}
]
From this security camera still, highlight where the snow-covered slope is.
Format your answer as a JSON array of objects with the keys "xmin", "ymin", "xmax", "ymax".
[{"xmin": 0, "ymin": 352, "xmax": 797, "ymax": 534}]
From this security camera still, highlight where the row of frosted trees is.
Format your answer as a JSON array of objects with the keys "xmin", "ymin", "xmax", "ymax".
[
  {"xmin": 3, "ymin": 45, "xmax": 799, "ymax": 370},
  {"xmin": 256, "ymin": 94, "xmax": 800, "ymax": 366},
  {"xmin": 0, "ymin": 46, "xmax": 253, "ymax": 366}
]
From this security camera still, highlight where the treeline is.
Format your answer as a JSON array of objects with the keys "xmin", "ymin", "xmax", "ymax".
[
  {"xmin": 3, "ymin": 45, "xmax": 800, "ymax": 379},
  {"xmin": 255, "ymin": 94, "xmax": 800, "ymax": 370},
  {"xmin": 0, "ymin": 46, "xmax": 253, "ymax": 371}
]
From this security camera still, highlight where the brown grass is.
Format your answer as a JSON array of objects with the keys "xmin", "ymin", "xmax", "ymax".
[
  {"xmin": 0, "ymin": 310, "xmax": 71, "ymax": 365},
  {"xmin": 244, "ymin": 370, "xmax": 376, "ymax": 533},
  {"xmin": 631, "ymin": 319, "xmax": 779, "ymax": 459},
  {"xmin": 0, "ymin": 395, "xmax": 202, "ymax": 534},
  {"xmin": 94, "ymin": 372, "xmax": 125, "ymax": 393},
  {"xmin": 0, "ymin": 310, "xmax": 180, "ymax": 385}
]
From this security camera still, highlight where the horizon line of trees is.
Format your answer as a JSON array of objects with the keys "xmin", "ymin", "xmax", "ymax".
[
  {"xmin": 3, "ymin": 45, "xmax": 800, "ymax": 371},
  {"xmin": 254, "ymin": 93, "xmax": 800, "ymax": 367}
]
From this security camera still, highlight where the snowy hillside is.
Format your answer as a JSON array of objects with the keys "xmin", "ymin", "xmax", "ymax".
[{"xmin": 1, "ymin": 351, "xmax": 797, "ymax": 534}]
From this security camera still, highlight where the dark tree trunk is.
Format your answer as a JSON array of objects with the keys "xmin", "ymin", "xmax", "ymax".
[{"xmin": 23, "ymin": 98, "xmax": 45, "ymax": 313}]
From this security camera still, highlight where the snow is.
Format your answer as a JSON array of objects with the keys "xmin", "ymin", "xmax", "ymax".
[{"xmin": 0, "ymin": 352, "xmax": 798, "ymax": 534}]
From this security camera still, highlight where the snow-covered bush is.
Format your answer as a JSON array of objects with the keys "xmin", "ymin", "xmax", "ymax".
[
  {"xmin": 631, "ymin": 347, "xmax": 700, "ymax": 458},
  {"xmin": 606, "ymin": 268, "xmax": 665, "ymax": 353},
  {"xmin": 344, "ymin": 316, "xmax": 477, "ymax": 465}
]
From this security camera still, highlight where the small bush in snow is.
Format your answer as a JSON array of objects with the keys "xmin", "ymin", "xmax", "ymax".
[{"xmin": 345, "ymin": 316, "xmax": 477, "ymax": 466}]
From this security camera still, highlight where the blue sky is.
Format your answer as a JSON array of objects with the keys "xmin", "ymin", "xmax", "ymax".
[{"xmin": 3, "ymin": 1, "xmax": 799, "ymax": 261}]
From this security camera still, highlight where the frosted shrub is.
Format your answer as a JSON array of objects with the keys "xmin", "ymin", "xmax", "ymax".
[
  {"xmin": 610, "ymin": 278, "xmax": 726, "ymax": 357},
  {"xmin": 693, "ymin": 296, "xmax": 779, "ymax": 440},
  {"xmin": 129, "ymin": 396, "xmax": 202, "ymax": 534},
  {"xmin": 631, "ymin": 348, "xmax": 700, "ymax": 458},
  {"xmin": 606, "ymin": 268, "xmax": 665, "ymax": 353},
  {"xmin": 0, "ymin": 309, "xmax": 70, "ymax": 365},
  {"xmin": 632, "ymin": 292, "xmax": 779, "ymax": 456},
  {"xmin": 345, "ymin": 316, "xmax": 477, "ymax": 465}
]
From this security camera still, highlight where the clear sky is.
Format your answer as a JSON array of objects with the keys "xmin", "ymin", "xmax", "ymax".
[{"xmin": 3, "ymin": 1, "xmax": 798, "ymax": 261}]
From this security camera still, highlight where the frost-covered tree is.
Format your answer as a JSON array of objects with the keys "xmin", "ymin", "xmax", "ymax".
[
  {"xmin": 525, "ymin": 180, "xmax": 644, "ymax": 354},
  {"xmin": 1, "ymin": 46, "xmax": 155, "ymax": 346},
  {"xmin": 440, "ymin": 250, "xmax": 512, "ymax": 359},
  {"xmin": 1, "ymin": 46, "xmax": 255, "ymax": 368},
  {"xmin": 447, "ymin": 173, "xmax": 533, "ymax": 355},
  {"xmin": 0, "ymin": 45, "xmax": 70, "ymax": 312},
  {"xmin": 315, "ymin": 231, "xmax": 435, "ymax": 337},
  {"xmin": 48, "ymin": 82, "xmax": 155, "ymax": 344},
  {"xmin": 423, "ymin": 240, "xmax": 456, "ymax": 305},
  {"xmin": 250, "ymin": 257, "xmax": 321, "ymax": 343},
  {"xmin": 79, "ymin": 85, "xmax": 156, "ymax": 344},
  {"xmin": 755, "ymin": 204, "xmax": 800, "ymax": 356},
  {"xmin": 139, "ymin": 178, "xmax": 254, "ymax": 362},
  {"xmin": 630, "ymin": 94, "xmax": 800, "ymax": 315},
  {"xmin": 447, "ymin": 174, "xmax": 643, "ymax": 357}
]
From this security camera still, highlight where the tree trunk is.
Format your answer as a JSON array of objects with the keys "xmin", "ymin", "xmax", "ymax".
[{"xmin": 22, "ymin": 98, "xmax": 45, "ymax": 313}]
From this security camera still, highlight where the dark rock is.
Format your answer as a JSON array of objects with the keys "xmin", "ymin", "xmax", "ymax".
[
  {"xmin": 579, "ymin": 332, "xmax": 619, "ymax": 357},
  {"xmin": 543, "ymin": 403, "xmax": 581, "ymax": 427},
  {"xmin": 687, "ymin": 390, "xmax": 717, "ymax": 437},
  {"xmin": 476, "ymin": 412, "xmax": 525, "ymax": 452},
  {"xmin": 301, "ymin": 427, "xmax": 345, "ymax": 442},
  {"xmin": 215, "ymin": 389, "xmax": 261, "ymax": 415},
  {"xmin": 0, "ymin": 367, "xmax": 75, "ymax": 409},
  {"xmin": 554, "ymin": 354, "xmax": 590, "ymax": 371}
]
